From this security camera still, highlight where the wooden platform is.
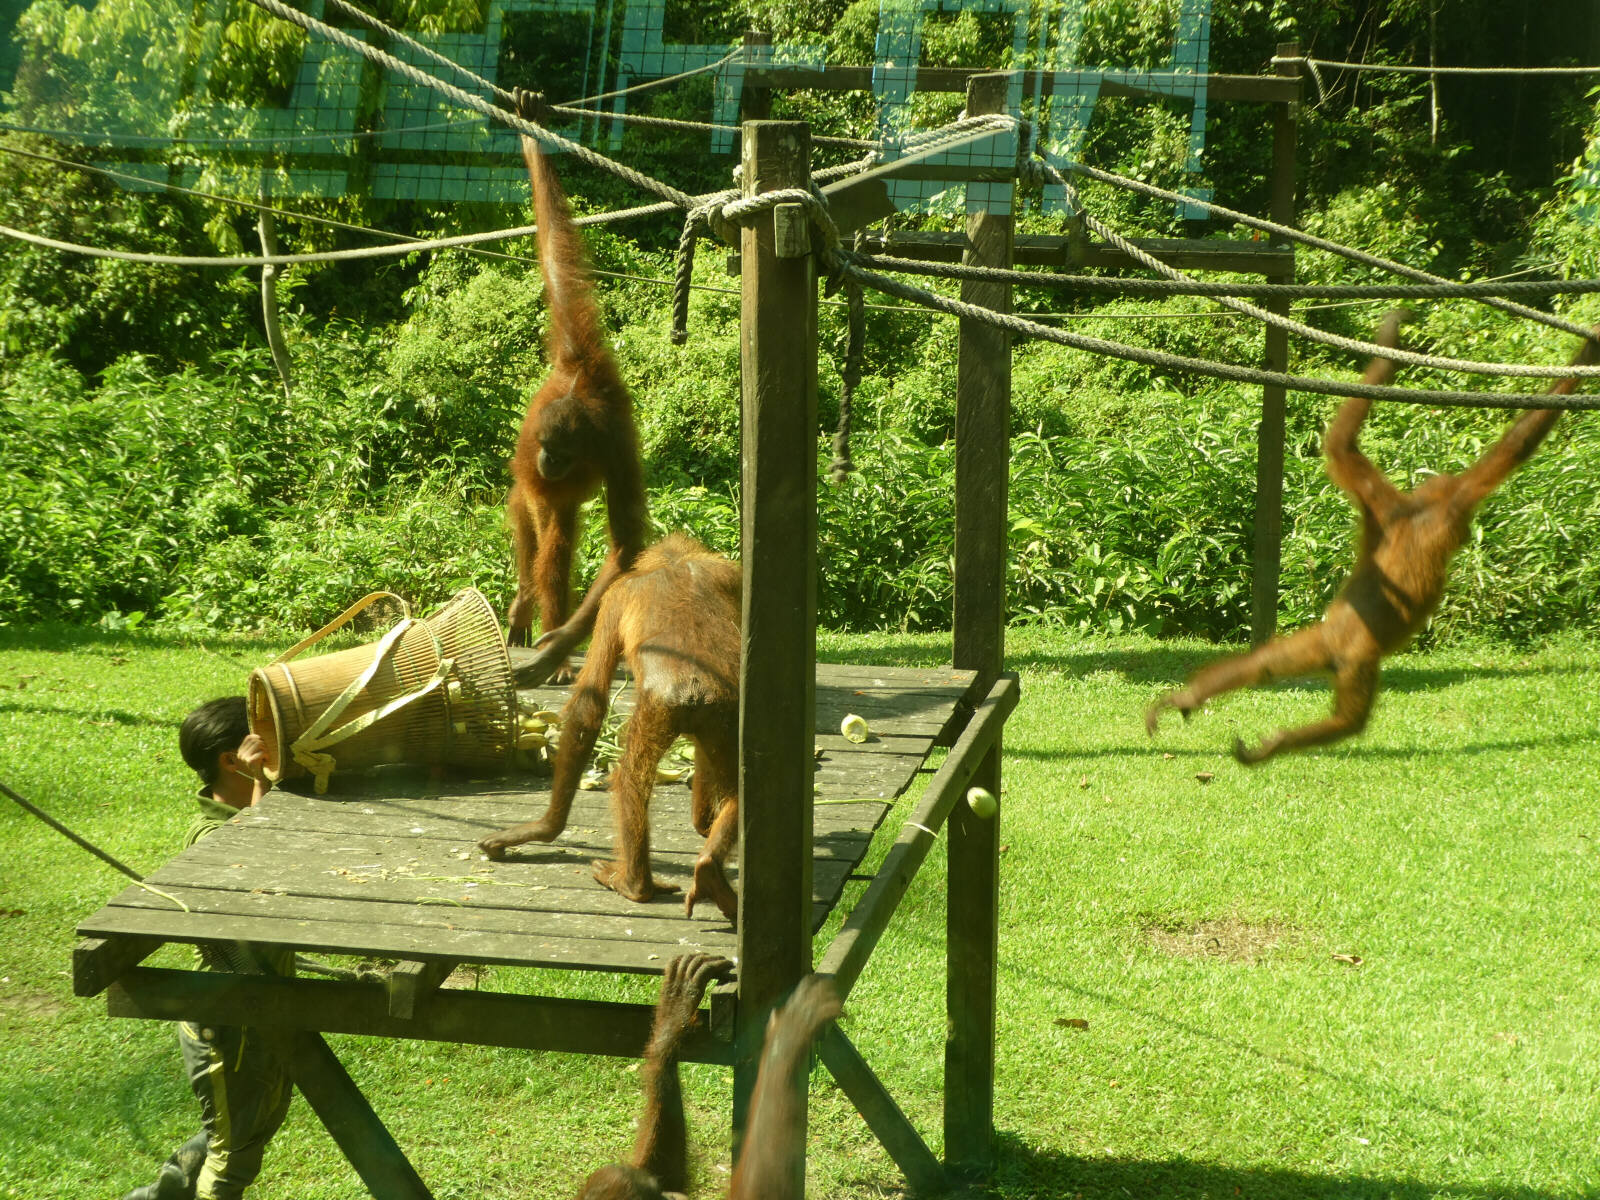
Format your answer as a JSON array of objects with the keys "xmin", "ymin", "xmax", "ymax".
[{"xmin": 77, "ymin": 662, "xmax": 977, "ymax": 979}]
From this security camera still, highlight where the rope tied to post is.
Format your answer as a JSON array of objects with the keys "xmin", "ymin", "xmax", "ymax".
[
  {"xmin": 671, "ymin": 189, "xmax": 739, "ymax": 344},
  {"xmin": 671, "ymin": 183, "xmax": 842, "ymax": 344}
]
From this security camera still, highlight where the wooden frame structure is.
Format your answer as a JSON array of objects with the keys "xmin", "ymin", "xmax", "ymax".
[
  {"xmin": 76, "ymin": 48, "xmax": 1305, "ymax": 1196},
  {"xmin": 744, "ymin": 45, "xmax": 1304, "ymax": 644}
]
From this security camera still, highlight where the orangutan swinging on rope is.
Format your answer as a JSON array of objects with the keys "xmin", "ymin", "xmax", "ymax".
[{"xmin": 1147, "ymin": 310, "xmax": 1600, "ymax": 764}]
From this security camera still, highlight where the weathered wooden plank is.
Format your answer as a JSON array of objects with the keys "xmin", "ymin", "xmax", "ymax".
[
  {"xmin": 177, "ymin": 815, "xmax": 868, "ymax": 865},
  {"xmin": 249, "ymin": 764, "xmax": 918, "ymax": 833},
  {"xmin": 105, "ymin": 880, "xmax": 734, "ymax": 934},
  {"xmin": 507, "ymin": 653, "xmax": 972, "ymax": 717},
  {"xmin": 273, "ymin": 764, "xmax": 912, "ymax": 809},
  {"xmin": 117, "ymin": 853, "xmax": 857, "ymax": 931},
  {"xmin": 108, "ymin": 966, "xmax": 737, "ymax": 1062},
  {"xmin": 94, "ymin": 848, "xmax": 859, "ymax": 944},
  {"xmin": 72, "ymin": 935, "xmax": 161, "ymax": 997},
  {"xmin": 228, "ymin": 791, "xmax": 889, "ymax": 846},
  {"xmin": 82, "ymin": 904, "xmax": 735, "ymax": 973},
  {"xmin": 78, "ymin": 651, "xmax": 978, "ymax": 984}
]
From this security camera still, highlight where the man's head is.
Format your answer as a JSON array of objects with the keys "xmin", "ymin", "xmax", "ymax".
[{"xmin": 180, "ymin": 696, "xmax": 250, "ymax": 788}]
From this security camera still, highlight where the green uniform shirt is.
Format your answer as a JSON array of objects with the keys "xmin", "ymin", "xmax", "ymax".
[
  {"xmin": 185, "ymin": 790, "xmax": 240, "ymax": 849},
  {"xmin": 184, "ymin": 787, "xmax": 293, "ymax": 976}
]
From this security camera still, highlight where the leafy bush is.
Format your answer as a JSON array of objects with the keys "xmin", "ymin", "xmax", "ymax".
[{"xmin": 169, "ymin": 483, "xmax": 514, "ymax": 630}]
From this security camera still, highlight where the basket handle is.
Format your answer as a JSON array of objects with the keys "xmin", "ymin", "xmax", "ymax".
[
  {"xmin": 272, "ymin": 591, "xmax": 410, "ymax": 666},
  {"xmin": 287, "ymin": 618, "xmax": 451, "ymax": 793}
]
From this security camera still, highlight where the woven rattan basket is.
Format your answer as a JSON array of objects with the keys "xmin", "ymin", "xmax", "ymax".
[{"xmin": 247, "ymin": 589, "xmax": 516, "ymax": 792}]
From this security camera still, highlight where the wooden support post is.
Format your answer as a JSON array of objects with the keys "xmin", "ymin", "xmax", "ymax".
[
  {"xmin": 733, "ymin": 119, "xmax": 817, "ymax": 1182},
  {"xmin": 947, "ymin": 71, "xmax": 1012, "ymax": 1177},
  {"xmin": 1250, "ymin": 41, "xmax": 1301, "ymax": 645},
  {"xmin": 256, "ymin": 1026, "xmax": 433, "ymax": 1200},
  {"xmin": 740, "ymin": 30, "xmax": 771, "ymax": 123},
  {"xmin": 819, "ymin": 1027, "xmax": 946, "ymax": 1194}
]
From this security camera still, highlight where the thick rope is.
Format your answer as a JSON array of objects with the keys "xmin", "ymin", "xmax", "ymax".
[
  {"xmin": 829, "ymin": 250, "xmax": 1600, "ymax": 410},
  {"xmin": 243, "ymin": 0, "xmax": 697, "ymax": 209},
  {"xmin": 1, "ymin": 776, "xmax": 146, "ymax": 881},
  {"xmin": 1050, "ymin": 156, "xmax": 1599, "ymax": 344},
  {"xmin": 321, "ymin": 0, "xmax": 515, "ymax": 107},
  {"xmin": 1070, "ymin": 197, "xmax": 1600, "ymax": 379},
  {"xmin": 0, "ymin": 203, "xmax": 676, "ymax": 266},
  {"xmin": 671, "ymin": 189, "xmax": 740, "ymax": 343},
  {"xmin": 562, "ymin": 48, "xmax": 742, "ymax": 107},
  {"xmin": 846, "ymin": 250, "xmax": 1600, "ymax": 301}
]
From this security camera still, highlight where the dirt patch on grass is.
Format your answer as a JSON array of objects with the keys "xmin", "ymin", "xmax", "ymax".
[
  {"xmin": 0, "ymin": 989, "xmax": 71, "ymax": 1022},
  {"xmin": 1143, "ymin": 916, "xmax": 1297, "ymax": 962}
]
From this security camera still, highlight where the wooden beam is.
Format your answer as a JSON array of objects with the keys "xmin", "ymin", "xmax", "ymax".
[
  {"xmin": 387, "ymin": 959, "xmax": 456, "ymax": 1019},
  {"xmin": 946, "ymin": 71, "xmax": 1010, "ymax": 1178},
  {"xmin": 818, "ymin": 1027, "xmax": 946, "ymax": 1195},
  {"xmin": 820, "ymin": 123, "xmax": 1017, "ymax": 238},
  {"xmin": 105, "ymin": 967, "xmax": 736, "ymax": 1063},
  {"xmin": 745, "ymin": 66, "xmax": 1300, "ymax": 105},
  {"xmin": 850, "ymin": 232, "xmax": 1294, "ymax": 276},
  {"xmin": 1250, "ymin": 42, "xmax": 1302, "ymax": 645},
  {"xmin": 256, "ymin": 1026, "xmax": 434, "ymax": 1200},
  {"xmin": 816, "ymin": 674, "xmax": 1018, "ymax": 996},
  {"xmin": 735, "ymin": 119, "xmax": 818, "ymax": 1179},
  {"xmin": 72, "ymin": 935, "xmax": 160, "ymax": 997}
]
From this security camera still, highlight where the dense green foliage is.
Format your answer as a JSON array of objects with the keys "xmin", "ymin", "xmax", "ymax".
[{"xmin": 2, "ymin": 0, "xmax": 1599, "ymax": 642}]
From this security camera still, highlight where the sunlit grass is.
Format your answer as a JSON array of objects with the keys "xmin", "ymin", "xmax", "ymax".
[{"xmin": 3, "ymin": 625, "xmax": 1599, "ymax": 1198}]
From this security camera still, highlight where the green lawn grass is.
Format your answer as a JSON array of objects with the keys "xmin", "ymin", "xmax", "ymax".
[{"xmin": 3, "ymin": 624, "xmax": 1598, "ymax": 1200}]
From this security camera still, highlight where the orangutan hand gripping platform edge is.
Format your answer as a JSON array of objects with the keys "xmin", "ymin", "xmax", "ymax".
[
  {"xmin": 480, "ymin": 533, "xmax": 742, "ymax": 923},
  {"xmin": 573, "ymin": 955, "xmax": 842, "ymax": 1200},
  {"xmin": 507, "ymin": 89, "xmax": 648, "ymax": 682},
  {"xmin": 1147, "ymin": 311, "xmax": 1600, "ymax": 765}
]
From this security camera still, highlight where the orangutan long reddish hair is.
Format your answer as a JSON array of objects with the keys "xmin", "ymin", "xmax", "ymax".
[
  {"xmin": 507, "ymin": 90, "xmax": 647, "ymax": 683},
  {"xmin": 1147, "ymin": 311, "xmax": 1600, "ymax": 764},
  {"xmin": 481, "ymin": 533, "xmax": 742, "ymax": 923},
  {"xmin": 571, "ymin": 954, "xmax": 841, "ymax": 1200}
]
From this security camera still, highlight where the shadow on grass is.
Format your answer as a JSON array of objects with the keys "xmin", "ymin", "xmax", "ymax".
[
  {"xmin": 979, "ymin": 1139, "xmax": 1576, "ymax": 1200},
  {"xmin": 0, "ymin": 698, "xmax": 172, "ymax": 726},
  {"xmin": 0, "ymin": 622, "xmax": 277, "ymax": 656},
  {"xmin": 1010, "ymin": 730, "xmax": 1598, "ymax": 764},
  {"xmin": 999, "ymin": 960, "xmax": 1472, "ymax": 1125},
  {"xmin": 819, "ymin": 638, "xmax": 955, "ymax": 669},
  {"xmin": 0, "ymin": 1037, "xmax": 181, "ymax": 1177},
  {"xmin": 1008, "ymin": 644, "xmax": 1596, "ymax": 691}
]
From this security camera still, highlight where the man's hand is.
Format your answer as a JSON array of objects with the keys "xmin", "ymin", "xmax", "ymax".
[{"xmin": 235, "ymin": 733, "xmax": 272, "ymax": 804}]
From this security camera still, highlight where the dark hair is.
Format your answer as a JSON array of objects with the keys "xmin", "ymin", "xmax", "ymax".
[{"xmin": 180, "ymin": 696, "xmax": 249, "ymax": 787}]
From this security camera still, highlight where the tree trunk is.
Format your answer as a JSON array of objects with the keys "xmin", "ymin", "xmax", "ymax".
[{"xmin": 257, "ymin": 192, "xmax": 292, "ymax": 397}]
